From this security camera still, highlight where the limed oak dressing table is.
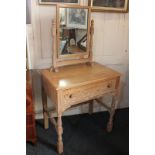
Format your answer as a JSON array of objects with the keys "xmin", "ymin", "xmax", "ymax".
[
  {"xmin": 41, "ymin": 62, "xmax": 121, "ymax": 154},
  {"xmin": 41, "ymin": 5, "xmax": 121, "ymax": 154}
]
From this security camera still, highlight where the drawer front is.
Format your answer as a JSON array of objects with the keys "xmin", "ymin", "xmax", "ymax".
[{"xmin": 62, "ymin": 79, "xmax": 116, "ymax": 108}]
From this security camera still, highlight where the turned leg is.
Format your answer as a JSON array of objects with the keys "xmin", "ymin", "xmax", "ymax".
[
  {"xmin": 50, "ymin": 112, "xmax": 57, "ymax": 128},
  {"xmin": 89, "ymin": 100, "xmax": 94, "ymax": 114},
  {"xmin": 57, "ymin": 114, "xmax": 63, "ymax": 154},
  {"xmin": 42, "ymin": 86, "xmax": 49, "ymax": 129},
  {"xmin": 107, "ymin": 95, "xmax": 118, "ymax": 132}
]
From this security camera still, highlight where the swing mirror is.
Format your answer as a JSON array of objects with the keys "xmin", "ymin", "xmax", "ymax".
[{"xmin": 56, "ymin": 5, "xmax": 91, "ymax": 59}]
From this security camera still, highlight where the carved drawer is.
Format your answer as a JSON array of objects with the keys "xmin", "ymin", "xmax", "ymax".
[{"xmin": 62, "ymin": 79, "xmax": 116, "ymax": 108}]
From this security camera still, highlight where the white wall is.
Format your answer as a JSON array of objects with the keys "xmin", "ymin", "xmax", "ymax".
[{"xmin": 27, "ymin": 0, "xmax": 129, "ymax": 119}]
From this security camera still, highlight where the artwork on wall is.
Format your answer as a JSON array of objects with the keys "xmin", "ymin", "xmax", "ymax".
[
  {"xmin": 66, "ymin": 8, "xmax": 88, "ymax": 29},
  {"xmin": 90, "ymin": 0, "xmax": 129, "ymax": 12},
  {"xmin": 39, "ymin": 0, "xmax": 79, "ymax": 5}
]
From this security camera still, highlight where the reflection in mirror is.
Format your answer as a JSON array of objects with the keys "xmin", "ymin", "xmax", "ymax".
[{"xmin": 59, "ymin": 7, "xmax": 88, "ymax": 55}]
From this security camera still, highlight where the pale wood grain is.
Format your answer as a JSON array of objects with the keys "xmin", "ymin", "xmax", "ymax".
[
  {"xmin": 42, "ymin": 86, "xmax": 49, "ymax": 129},
  {"xmin": 107, "ymin": 95, "xmax": 117, "ymax": 132},
  {"xmin": 45, "ymin": 62, "xmax": 120, "ymax": 90},
  {"xmin": 57, "ymin": 114, "xmax": 63, "ymax": 154}
]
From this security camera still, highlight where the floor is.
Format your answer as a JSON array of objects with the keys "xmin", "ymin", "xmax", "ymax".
[{"xmin": 26, "ymin": 108, "xmax": 129, "ymax": 155}]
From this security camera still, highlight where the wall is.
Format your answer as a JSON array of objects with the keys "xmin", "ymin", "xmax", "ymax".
[{"xmin": 27, "ymin": 0, "xmax": 129, "ymax": 119}]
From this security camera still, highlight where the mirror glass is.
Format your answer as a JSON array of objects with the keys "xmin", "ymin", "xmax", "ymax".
[{"xmin": 58, "ymin": 7, "xmax": 88, "ymax": 55}]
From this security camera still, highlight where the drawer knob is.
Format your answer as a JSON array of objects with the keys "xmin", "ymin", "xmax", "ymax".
[
  {"xmin": 107, "ymin": 83, "xmax": 112, "ymax": 88},
  {"xmin": 69, "ymin": 94, "xmax": 72, "ymax": 98}
]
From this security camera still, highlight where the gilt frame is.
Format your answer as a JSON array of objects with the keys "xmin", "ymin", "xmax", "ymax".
[{"xmin": 90, "ymin": 0, "xmax": 129, "ymax": 13}]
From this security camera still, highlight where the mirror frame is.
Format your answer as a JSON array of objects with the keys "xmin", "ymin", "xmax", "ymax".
[
  {"xmin": 51, "ymin": 4, "xmax": 93, "ymax": 72},
  {"xmin": 56, "ymin": 5, "xmax": 91, "ymax": 60}
]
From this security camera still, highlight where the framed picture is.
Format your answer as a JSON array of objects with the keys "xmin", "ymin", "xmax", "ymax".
[
  {"xmin": 90, "ymin": 0, "xmax": 129, "ymax": 12},
  {"xmin": 66, "ymin": 8, "xmax": 88, "ymax": 29},
  {"xmin": 39, "ymin": 0, "xmax": 79, "ymax": 5}
]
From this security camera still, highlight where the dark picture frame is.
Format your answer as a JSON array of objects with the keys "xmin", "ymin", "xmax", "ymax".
[
  {"xmin": 89, "ymin": 0, "xmax": 129, "ymax": 12},
  {"xmin": 39, "ymin": 0, "xmax": 79, "ymax": 5}
]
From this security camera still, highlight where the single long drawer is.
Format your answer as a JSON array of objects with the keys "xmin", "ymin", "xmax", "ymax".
[{"xmin": 62, "ymin": 79, "xmax": 116, "ymax": 107}]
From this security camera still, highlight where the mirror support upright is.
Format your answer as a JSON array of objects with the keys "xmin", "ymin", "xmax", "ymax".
[
  {"xmin": 50, "ymin": 19, "xmax": 59, "ymax": 72},
  {"xmin": 86, "ymin": 19, "xmax": 94, "ymax": 66}
]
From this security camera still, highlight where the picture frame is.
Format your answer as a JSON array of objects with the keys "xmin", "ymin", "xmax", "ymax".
[
  {"xmin": 89, "ymin": 0, "xmax": 129, "ymax": 12},
  {"xmin": 66, "ymin": 8, "xmax": 88, "ymax": 29},
  {"xmin": 39, "ymin": 0, "xmax": 80, "ymax": 5}
]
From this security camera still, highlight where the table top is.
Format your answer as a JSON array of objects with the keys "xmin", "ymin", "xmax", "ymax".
[{"xmin": 41, "ymin": 62, "xmax": 121, "ymax": 90}]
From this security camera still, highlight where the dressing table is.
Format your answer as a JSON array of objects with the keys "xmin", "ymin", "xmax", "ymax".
[{"xmin": 41, "ymin": 5, "xmax": 121, "ymax": 154}]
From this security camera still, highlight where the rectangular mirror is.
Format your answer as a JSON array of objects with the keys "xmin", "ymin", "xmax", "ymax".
[{"xmin": 57, "ymin": 5, "xmax": 90, "ymax": 59}]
